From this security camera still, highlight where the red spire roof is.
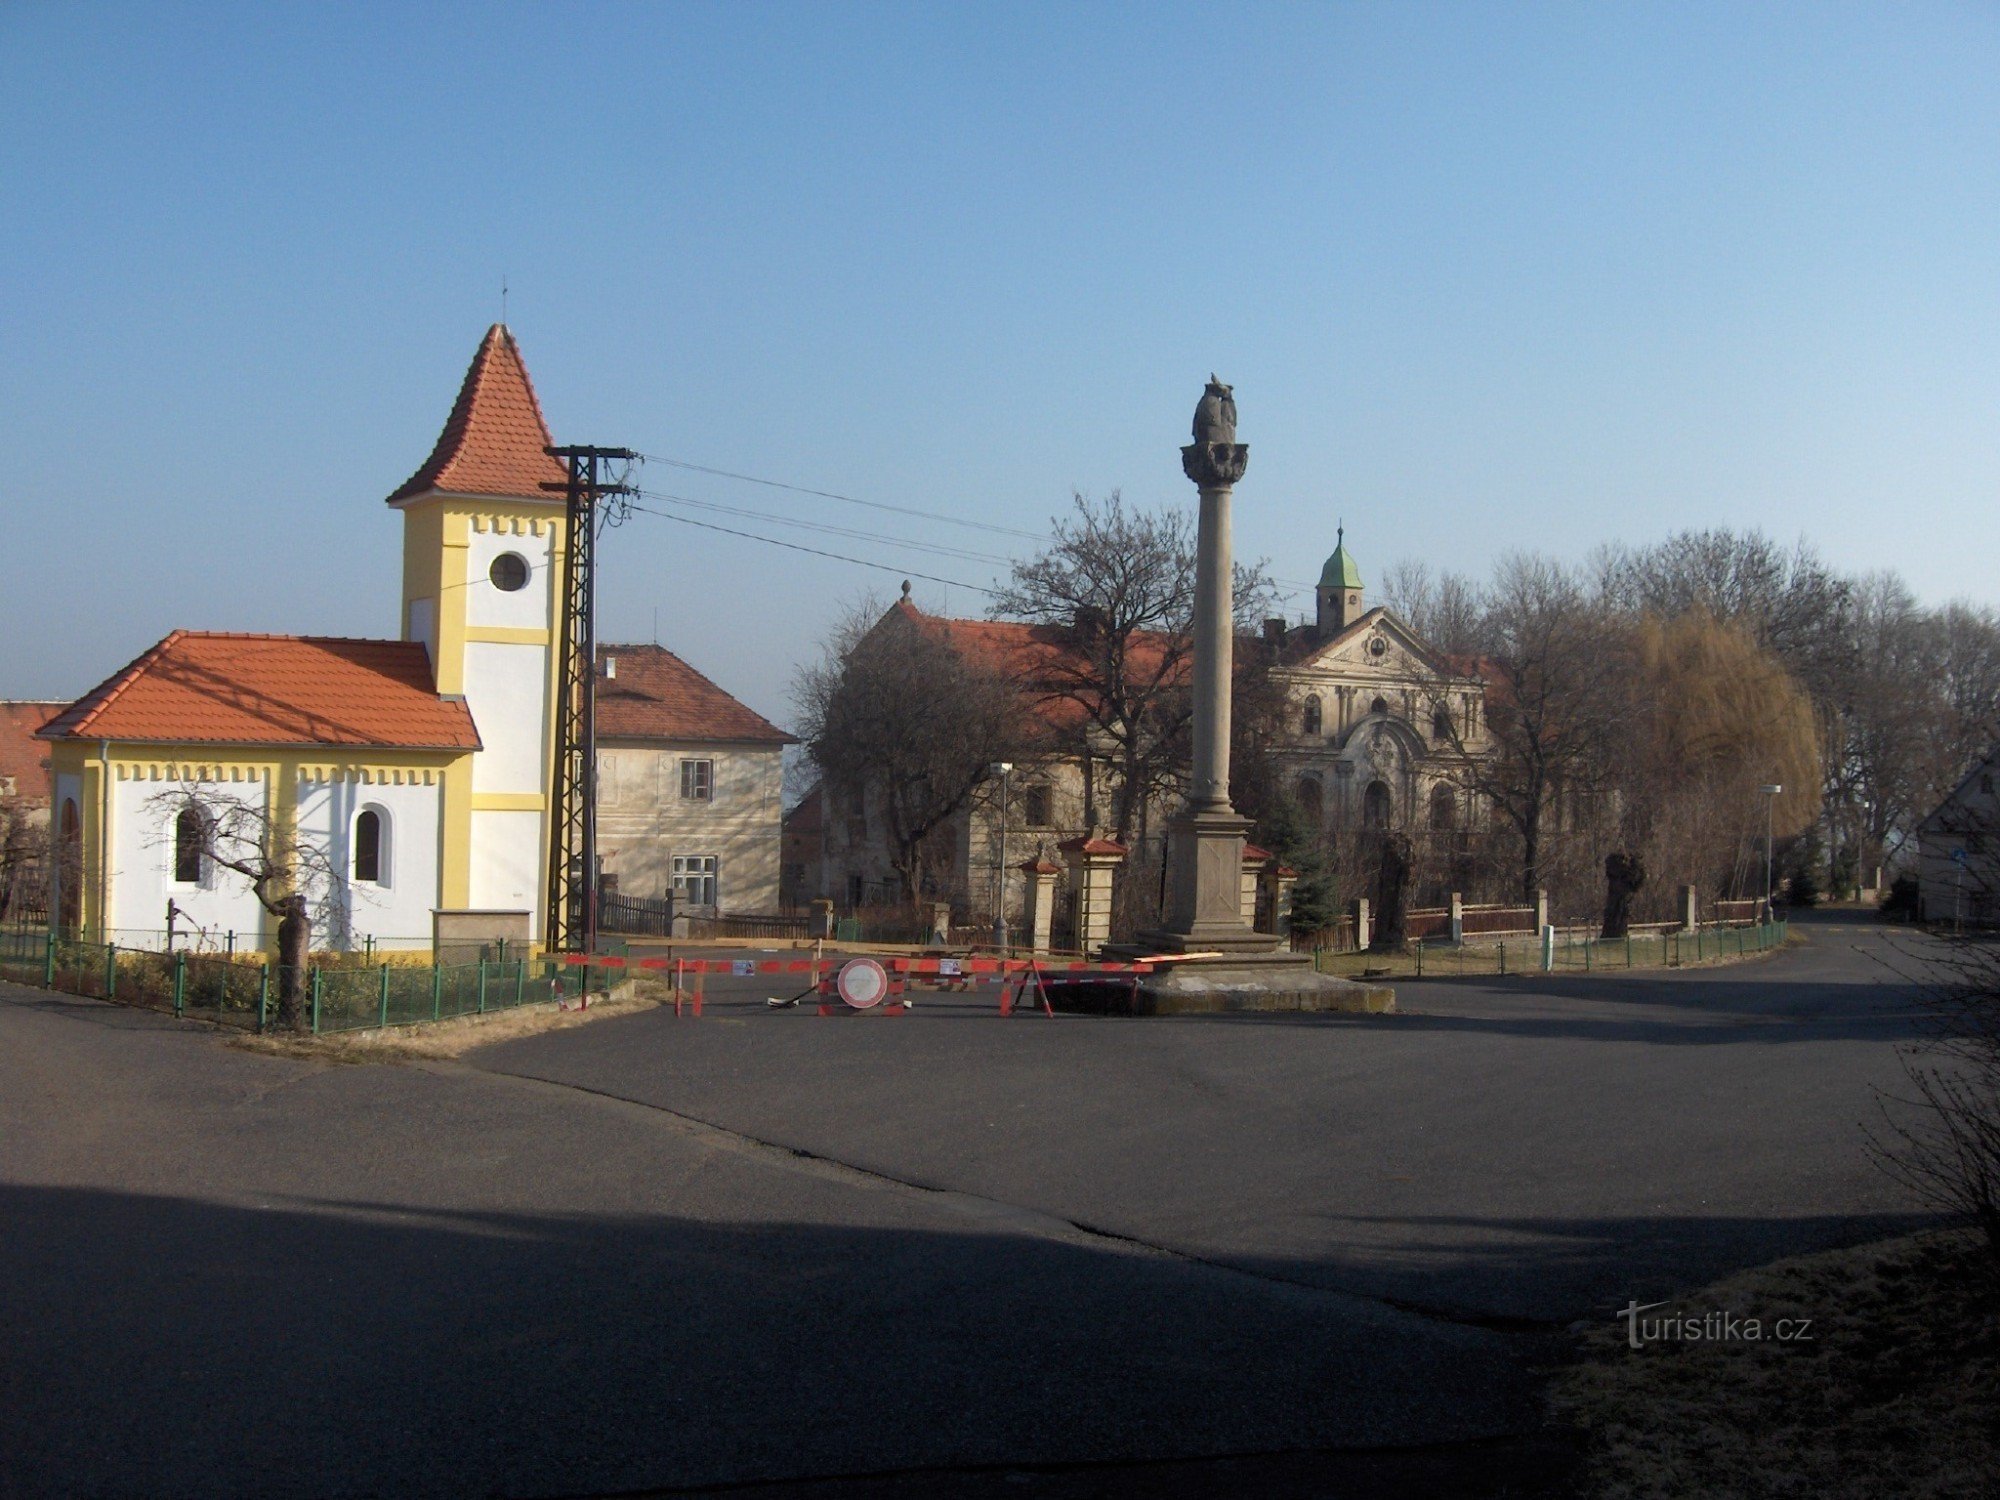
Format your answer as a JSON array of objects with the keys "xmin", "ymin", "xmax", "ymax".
[{"xmin": 385, "ymin": 324, "xmax": 569, "ymax": 505}]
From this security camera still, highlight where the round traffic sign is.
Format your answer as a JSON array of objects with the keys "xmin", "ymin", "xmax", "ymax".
[{"xmin": 835, "ymin": 957, "xmax": 890, "ymax": 1009}]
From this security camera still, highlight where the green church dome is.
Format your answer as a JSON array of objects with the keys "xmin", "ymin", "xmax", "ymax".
[{"xmin": 1318, "ymin": 527, "xmax": 1362, "ymax": 591}]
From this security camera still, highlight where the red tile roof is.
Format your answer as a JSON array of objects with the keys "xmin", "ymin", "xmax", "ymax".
[
  {"xmin": 886, "ymin": 598, "xmax": 1187, "ymax": 737},
  {"xmin": 595, "ymin": 645, "xmax": 793, "ymax": 746},
  {"xmin": 1057, "ymin": 834, "xmax": 1129, "ymax": 856},
  {"xmin": 37, "ymin": 633, "xmax": 481, "ymax": 751},
  {"xmin": 385, "ymin": 324, "xmax": 569, "ymax": 505},
  {"xmin": 0, "ymin": 702, "xmax": 64, "ymax": 802}
]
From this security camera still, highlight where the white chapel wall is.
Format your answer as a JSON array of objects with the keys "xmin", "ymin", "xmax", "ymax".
[
  {"xmin": 108, "ymin": 774, "xmax": 271, "ymax": 944},
  {"xmin": 469, "ymin": 808, "xmax": 543, "ymax": 917},
  {"xmin": 295, "ymin": 777, "xmax": 443, "ymax": 950},
  {"xmin": 463, "ymin": 641, "xmax": 549, "ymax": 795}
]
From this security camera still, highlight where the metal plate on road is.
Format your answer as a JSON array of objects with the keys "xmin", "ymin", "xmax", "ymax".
[{"xmin": 836, "ymin": 958, "xmax": 889, "ymax": 1009}]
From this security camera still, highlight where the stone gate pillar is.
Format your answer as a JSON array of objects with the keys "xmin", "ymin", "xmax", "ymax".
[
  {"xmin": 1241, "ymin": 843, "xmax": 1272, "ymax": 927},
  {"xmin": 1060, "ymin": 833, "xmax": 1127, "ymax": 956},
  {"xmin": 1019, "ymin": 852, "xmax": 1061, "ymax": 955}
]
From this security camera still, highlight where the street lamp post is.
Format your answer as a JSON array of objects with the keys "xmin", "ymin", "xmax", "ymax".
[
  {"xmin": 1760, "ymin": 784, "xmax": 1783, "ymax": 921},
  {"xmin": 990, "ymin": 762, "xmax": 1013, "ymax": 954}
]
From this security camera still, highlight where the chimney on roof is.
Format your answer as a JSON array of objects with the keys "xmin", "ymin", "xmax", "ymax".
[
  {"xmin": 1262, "ymin": 617, "xmax": 1286, "ymax": 645},
  {"xmin": 1073, "ymin": 604, "xmax": 1107, "ymax": 642}
]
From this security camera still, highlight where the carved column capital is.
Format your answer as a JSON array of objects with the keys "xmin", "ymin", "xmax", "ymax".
[{"xmin": 1181, "ymin": 442, "xmax": 1249, "ymax": 488}]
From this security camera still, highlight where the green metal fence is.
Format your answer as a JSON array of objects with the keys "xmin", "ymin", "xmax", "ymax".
[
  {"xmin": 1316, "ymin": 920, "xmax": 1788, "ymax": 978},
  {"xmin": 1, "ymin": 922, "xmax": 566, "ymax": 1035}
]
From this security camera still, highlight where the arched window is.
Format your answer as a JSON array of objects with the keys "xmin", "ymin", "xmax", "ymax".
[
  {"xmin": 173, "ymin": 806, "xmax": 208, "ymax": 885},
  {"xmin": 353, "ymin": 808, "xmax": 386, "ymax": 885},
  {"xmin": 1433, "ymin": 705, "xmax": 1453, "ymax": 742},
  {"xmin": 1302, "ymin": 695, "xmax": 1322, "ymax": 736},
  {"xmin": 57, "ymin": 799, "xmax": 81, "ymax": 930},
  {"xmin": 1363, "ymin": 781, "xmax": 1391, "ymax": 828},
  {"xmin": 1296, "ymin": 775, "xmax": 1323, "ymax": 825},
  {"xmin": 1370, "ymin": 696, "xmax": 1389, "ymax": 717},
  {"xmin": 1020, "ymin": 784, "xmax": 1052, "ymax": 828},
  {"xmin": 1430, "ymin": 785, "xmax": 1456, "ymax": 830}
]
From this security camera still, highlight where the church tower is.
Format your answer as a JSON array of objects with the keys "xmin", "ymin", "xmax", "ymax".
[
  {"xmin": 385, "ymin": 325, "xmax": 568, "ymax": 929},
  {"xmin": 1316, "ymin": 526, "xmax": 1364, "ymax": 639}
]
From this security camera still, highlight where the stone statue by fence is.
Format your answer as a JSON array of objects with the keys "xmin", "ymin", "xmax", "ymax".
[
  {"xmin": 1371, "ymin": 832, "xmax": 1412, "ymax": 953},
  {"xmin": 1602, "ymin": 851, "xmax": 1646, "ymax": 940}
]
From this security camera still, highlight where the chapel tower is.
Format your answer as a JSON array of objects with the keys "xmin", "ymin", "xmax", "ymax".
[{"xmin": 385, "ymin": 324, "xmax": 567, "ymax": 925}]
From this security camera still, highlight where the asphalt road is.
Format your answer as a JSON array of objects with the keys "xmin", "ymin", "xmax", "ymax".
[{"xmin": 0, "ymin": 913, "xmax": 1942, "ymax": 1497}]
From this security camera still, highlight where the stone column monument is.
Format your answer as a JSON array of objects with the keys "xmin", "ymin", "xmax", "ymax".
[
  {"xmin": 1100, "ymin": 376, "xmax": 1394, "ymax": 1015},
  {"xmin": 1145, "ymin": 377, "xmax": 1279, "ymax": 953}
]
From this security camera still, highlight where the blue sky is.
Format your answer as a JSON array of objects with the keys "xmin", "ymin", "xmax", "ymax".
[{"xmin": 3, "ymin": 2, "xmax": 1996, "ymax": 724}]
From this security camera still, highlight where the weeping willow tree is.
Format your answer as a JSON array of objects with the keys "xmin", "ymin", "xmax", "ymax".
[{"xmin": 1617, "ymin": 609, "xmax": 1822, "ymax": 908}]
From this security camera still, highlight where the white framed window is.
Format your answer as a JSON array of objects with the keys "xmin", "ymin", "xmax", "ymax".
[
  {"xmin": 680, "ymin": 759, "xmax": 713, "ymax": 802},
  {"xmin": 171, "ymin": 805, "xmax": 211, "ymax": 887},
  {"xmin": 672, "ymin": 854, "xmax": 718, "ymax": 908},
  {"xmin": 353, "ymin": 806, "xmax": 391, "ymax": 887}
]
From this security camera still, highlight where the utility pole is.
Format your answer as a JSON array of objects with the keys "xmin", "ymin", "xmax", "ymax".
[{"xmin": 544, "ymin": 444, "xmax": 637, "ymax": 955}]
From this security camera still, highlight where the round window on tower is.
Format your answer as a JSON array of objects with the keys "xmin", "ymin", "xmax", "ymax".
[{"xmin": 489, "ymin": 553, "xmax": 530, "ymax": 592}]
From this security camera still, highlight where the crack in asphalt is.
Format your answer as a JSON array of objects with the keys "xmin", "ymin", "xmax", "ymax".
[{"xmin": 462, "ymin": 1060, "xmax": 1566, "ymax": 1338}]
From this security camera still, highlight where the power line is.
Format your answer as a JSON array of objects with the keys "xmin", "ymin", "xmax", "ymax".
[
  {"xmin": 640, "ymin": 451, "xmax": 1321, "ymax": 592},
  {"xmin": 640, "ymin": 453, "xmax": 1048, "ymax": 541},
  {"xmin": 626, "ymin": 501, "xmax": 999, "ymax": 596},
  {"xmin": 633, "ymin": 486, "xmax": 1016, "ymax": 566}
]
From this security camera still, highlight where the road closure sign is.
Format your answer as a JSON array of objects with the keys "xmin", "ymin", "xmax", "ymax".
[{"xmin": 835, "ymin": 957, "xmax": 890, "ymax": 1009}]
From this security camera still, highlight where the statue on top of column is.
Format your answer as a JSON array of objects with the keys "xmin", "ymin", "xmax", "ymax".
[{"xmin": 1193, "ymin": 375, "xmax": 1237, "ymax": 444}]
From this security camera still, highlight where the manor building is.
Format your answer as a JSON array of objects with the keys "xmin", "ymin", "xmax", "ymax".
[{"xmin": 817, "ymin": 532, "xmax": 1490, "ymax": 930}]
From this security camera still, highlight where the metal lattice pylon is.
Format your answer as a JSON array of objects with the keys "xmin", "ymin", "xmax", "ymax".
[{"xmin": 544, "ymin": 445, "xmax": 636, "ymax": 955}]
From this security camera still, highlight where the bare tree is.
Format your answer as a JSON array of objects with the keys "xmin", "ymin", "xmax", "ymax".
[
  {"xmin": 987, "ymin": 490, "xmax": 1274, "ymax": 843},
  {"xmin": 1377, "ymin": 559, "xmax": 1485, "ymax": 657},
  {"xmin": 794, "ymin": 597, "xmax": 1018, "ymax": 911},
  {"xmin": 1432, "ymin": 554, "xmax": 1629, "ymax": 904},
  {"xmin": 0, "ymin": 805, "xmax": 47, "ymax": 921},
  {"xmin": 146, "ymin": 784, "xmax": 335, "ymax": 1031}
]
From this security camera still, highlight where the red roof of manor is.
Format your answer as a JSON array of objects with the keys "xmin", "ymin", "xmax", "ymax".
[
  {"xmin": 37, "ymin": 633, "xmax": 482, "ymax": 751},
  {"xmin": 594, "ymin": 645, "xmax": 794, "ymax": 745},
  {"xmin": 0, "ymin": 701, "xmax": 65, "ymax": 801},
  {"xmin": 385, "ymin": 324, "xmax": 569, "ymax": 505},
  {"xmin": 885, "ymin": 597, "xmax": 1187, "ymax": 737}
]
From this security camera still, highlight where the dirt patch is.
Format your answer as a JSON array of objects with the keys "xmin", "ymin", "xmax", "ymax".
[
  {"xmin": 1551, "ymin": 1228, "xmax": 2000, "ymax": 1498},
  {"xmin": 226, "ymin": 986, "xmax": 667, "ymax": 1064}
]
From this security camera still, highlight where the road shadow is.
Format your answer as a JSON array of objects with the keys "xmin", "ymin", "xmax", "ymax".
[{"xmin": 0, "ymin": 1183, "xmax": 1949, "ymax": 1497}]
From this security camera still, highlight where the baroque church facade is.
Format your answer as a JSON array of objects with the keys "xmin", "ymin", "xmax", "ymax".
[{"xmin": 1262, "ymin": 530, "xmax": 1490, "ymax": 844}]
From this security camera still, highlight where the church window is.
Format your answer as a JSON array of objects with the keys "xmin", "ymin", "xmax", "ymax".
[
  {"xmin": 1433, "ymin": 706, "xmax": 1453, "ymax": 742},
  {"xmin": 1297, "ymin": 776, "xmax": 1323, "ymax": 825},
  {"xmin": 1021, "ymin": 784, "xmax": 1052, "ymax": 827},
  {"xmin": 172, "ymin": 806, "xmax": 209, "ymax": 885},
  {"xmin": 680, "ymin": 759, "xmax": 713, "ymax": 801},
  {"xmin": 1302, "ymin": 696, "xmax": 1322, "ymax": 736},
  {"xmin": 1370, "ymin": 696, "xmax": 1389, "ymax": 717},
  {"xmin": 1430, "ymin": 785, "xmax": 1456, "ymax": 831},
  {"xmin": 489, "ymin": 552, "xmax": 529, "ymax": 592},
  {"xmin": 1363, "ymin": 781, "xmax": 1391, "ymax": 828},
  {"xmin": 353, "ymin": 808, "xmax": 388, "ymax": 885}
]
